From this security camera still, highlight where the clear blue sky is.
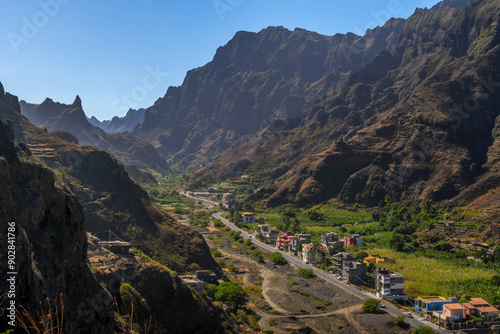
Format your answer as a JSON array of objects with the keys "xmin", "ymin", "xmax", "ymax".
[{"xmin": 0, "ymin": 0, "xmax": 441, "ymax": 121}]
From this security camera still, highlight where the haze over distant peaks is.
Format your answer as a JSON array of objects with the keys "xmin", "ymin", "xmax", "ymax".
[{"xmin": 88, "ymin": 108, "xmax": 145, "ymax": 133}]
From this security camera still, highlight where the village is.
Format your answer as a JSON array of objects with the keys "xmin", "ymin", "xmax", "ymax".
[{"xmin": 184, "ymin": 189, "xmax": 500, "ymax": 332}]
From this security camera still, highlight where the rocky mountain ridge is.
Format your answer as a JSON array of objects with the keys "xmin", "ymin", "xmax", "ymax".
[
  {"xmin": 20, "ymin": 98, "xmax": 166, "ymax": 170},
  {"xmin": 88, "ymin": 107, "xmax": 145, "ymax": 133},
  {"xmin": 133, "ymin": 19, "xmax": 406, "ymax": 167}
]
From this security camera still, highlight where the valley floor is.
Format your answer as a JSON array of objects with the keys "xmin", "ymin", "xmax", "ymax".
[{"xmin": 204, "ymin": 228, "xmax": 415, "ymax": 334}]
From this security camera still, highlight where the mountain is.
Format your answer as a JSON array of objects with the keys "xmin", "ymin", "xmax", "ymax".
[
  {"xmin": 0, "ymin": 82, "xmax": 224, "ymax": 332},
  {"xmin": 2, "ymin": 83, "xmax": 220, "ymax": 273},
  {"xmin": 89, "ymin": 108, "xmax": 145, "ymax": 133},
  {"xmin": 134, "ymin": 19, "xmax": 406, "ymax": 167},
  {"xmin": 193, "ymin": 0, "xmax": 500, "ymax": 223},
  {"xmin": 20, "ymin": 98, "xmax": 167, "ymax": 170},
  {"xmin": 0, "ymin": 93, "xmax": 114, "ymax": 333}
]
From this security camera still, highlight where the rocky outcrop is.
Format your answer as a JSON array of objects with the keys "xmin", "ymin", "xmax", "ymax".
[
  {"xmin": 88, "ymin": 238, "xmax": 224, "ymax": 334},
  {"xmin": 20, "ymin": 98, "xmax": 167, "ymax": 170},
  {"xmin": 0, "ymin": 115, "xmax": 113, "ymax": 332}
]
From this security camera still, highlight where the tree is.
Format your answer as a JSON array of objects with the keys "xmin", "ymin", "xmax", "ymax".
[
  {"xmin": 355, "ymin": 251, "xmax": 369, "ymax": 261},
  {"xmin": 281, "ymin": 216, "xmax": 292, "ymax": 232},
  {"xmin": 290, "ymin": 218, "xmax": 302, "ymax": 233},
  {"xmin": 271, "ymin": 252, "xmax": 288, "ymax": 265},
  {"xmin": 204, "ymin": 283, "xmax": 218, "ymax": 299},
  {"xmin": 311, "ymin": 241, "xmax": 326, "ymax": 264},
  {"xmin": 361, "ymin": 299, "xmax": 381, "ymax": 313},
  {"xmin": 298, "ymin": 268, "xmax": 314, "ymax": 279},
  {"xmin": 389, "ymin": 233, "xmax": 405, "ymax": 252},
  {"xmin": 413, "ymin": 326, "xmax": 435, "ymax": 334},
  {"xmin": 307, "ymin": 210, "xmax": 322, "ymax": 221},
  {"xmin": 215, "ymin": 282, "xmax": 248, "ymax": 308}
]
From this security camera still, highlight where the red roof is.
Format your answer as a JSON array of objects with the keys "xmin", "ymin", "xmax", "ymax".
[{"xmin": 445, "ymin": 303, "xmax": 464, "ymax": 310}]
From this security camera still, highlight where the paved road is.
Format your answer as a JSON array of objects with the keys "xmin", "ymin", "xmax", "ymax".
[{"xmin": 182, "ymin": 193, "xmax": 450, "ymax": 333}]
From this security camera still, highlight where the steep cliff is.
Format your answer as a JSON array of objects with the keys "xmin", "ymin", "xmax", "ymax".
[
  {"xmin": 134, "ymin": 20, "xmax": 405, "ymax": 167},
  {"xmin": 0, "ymin": 99, "xmax": 114, "ymax": 332}
]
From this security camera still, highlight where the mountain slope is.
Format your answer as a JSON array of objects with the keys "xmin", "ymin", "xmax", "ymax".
[
  {"xmin": 0, "ymin": 91, "xmax": 114, "ymax": 333},
  {"xmin": 194, "ymin": 0, "xmax": 500, "ymax": 221},
  {"xmin": 20, "ymin": 98, "xmax": 167, "ymax": 170},
  {"xmin": 2, "ymin": 84, "xmax": 219, "ymax": 273},
  {"xmin": 134, "ymin": 20, "xmax": 405, "ymax": 167}
]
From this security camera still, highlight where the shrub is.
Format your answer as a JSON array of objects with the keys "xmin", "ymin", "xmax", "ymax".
[
  {"xmin": 214, "ymin": 219, "xmax": 224, "ymax": 228},
  {"xmin": 210, "ymin": 248, "xmax": 222, "ymax": 257},
  {"xmin": 216, "ymin": 259, "xmax": 226, "ymax": 266},
  {"xmin": 298, "ymin": 268, "xmax": 314, "ymax": 279},
  {"xmin": 245, "ymin": 239, "xmax": 252, "ymax": 246},
  {"xmin": 361, "ymin": 299, "xmax": 380, "ymax": 313},
  {"xmin": 228, "ymin": 264, "xmax": 238, "ymax": 272},
  {"xmin": 256, "ymin": 254, "xmax": 265, "ymax": 263},
  {"xmin": 271, "ymin": 252, "xmax": 288, "ymax": 265},
  {"xmin": 394, "ymin": 314, "xmax": 405, "ymax": 327},
  {"xmin": 413, "ymin": 326, "xmax": 435, "ymax": 334}
]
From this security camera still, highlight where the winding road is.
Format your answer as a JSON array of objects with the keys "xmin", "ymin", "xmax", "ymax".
[{"xmin": 181, "ymin": 192, "xmax": 451, "ymax": 333}]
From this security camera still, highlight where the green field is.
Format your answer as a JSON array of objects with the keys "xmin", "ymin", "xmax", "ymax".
[{"xmin": 367, "ymin": 249, "xmax": 500, "ymax": 304}]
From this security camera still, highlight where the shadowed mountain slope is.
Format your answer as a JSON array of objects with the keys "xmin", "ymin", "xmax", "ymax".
[{"xmin": 134, "ymin": 20, "xmax": 406, "ymax": 167}]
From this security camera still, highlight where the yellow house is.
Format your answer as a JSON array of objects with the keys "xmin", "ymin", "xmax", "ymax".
[
  {"xmin": 364, "ymin": 255, "xmax": 395, "ymax": 265},
  {"xmin": 364, "ymin": 256, "xmax": 377, "ymax": 264}
]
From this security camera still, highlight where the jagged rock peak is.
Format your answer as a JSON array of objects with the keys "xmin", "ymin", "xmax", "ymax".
[
  {"xmin": 0, "ymin": 82, "xmax": 4, "ymax": 96},
  {"xmin": 73, "ymin": 95, "xmax": 82, "ymax": 108}
]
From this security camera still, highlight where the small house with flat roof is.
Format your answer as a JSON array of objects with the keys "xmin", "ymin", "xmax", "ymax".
[
  {"xmin": 414, "ymin": 296, "xmax": 457, "ymax": 315},
  {"xmin": 242, "ymin": 212, "xmax": 256, "ymax": 224}
]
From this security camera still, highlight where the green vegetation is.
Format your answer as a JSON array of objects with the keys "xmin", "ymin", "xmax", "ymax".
[
  {"xmin": 413, "ymin": 326, "xmax": 435, "ymax": 334},
  {"xmin": 288, "ymin": 280, "xmax": 298, "ymax": 289},
  {"xmin": 369, "ymin": 249, "xmax": 500, "ymax": 303},
  {"xmin": 270, "ymin": 252, "xmax": 288, "ymax": 265},
  {"xmin": 215, "ymin": 282, "xmax": 248, "ymax": 308},
  {"xmin": 289, "ymin": 288, "xmax": 332, "ymax": 308},
  {"xmin": 394, "ymin": 315, "xmax": 407, "ymax": 328},
  {"xmin": 361, "ymin": 299, "xmax": 380, "ymax": 313},
  {"xmin": 210, "ymin": 248, "xmax": 222, "ymax": 257},
  {"xmin": 214, "ymin": 219, "xmax": 224, "ymax": 228},
  {"xmin": 298, "ymin": 268, "xmax": 314, "ymax": 279}
]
